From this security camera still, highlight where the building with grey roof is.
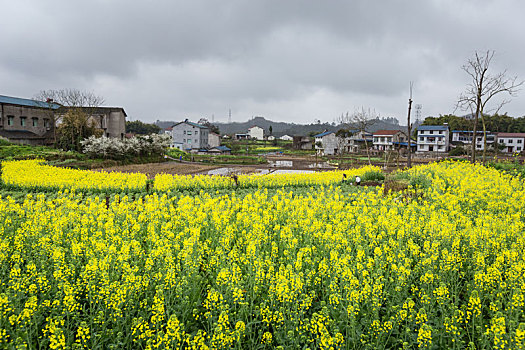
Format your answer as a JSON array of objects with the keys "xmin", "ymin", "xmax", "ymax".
[{"xmin": 171, "ymin": 119, "xmax": 209, "ymax": 151}]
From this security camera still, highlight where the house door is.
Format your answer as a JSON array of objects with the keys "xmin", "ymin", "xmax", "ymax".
[
  {"xmin": 429, "ymin": 146, "xmax": 434, "ymax": 152},
  {"xmin": 508, "ymin": 146, "xmax": 513, "ymax": 153}
]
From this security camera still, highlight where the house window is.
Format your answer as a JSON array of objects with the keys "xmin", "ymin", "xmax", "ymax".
[
  {"xmin": 188, "ymin": 139, "xmax": 192, "ymax": 144},
  {"xmin": 518, "ymin": 139, "xmax": 523, "ymax": 144},
  {"xmin": 509, "ymin": 139, "xmax": 513, "ymax": 144},
  {"xmin": 7, "ymin": 116, "xmax": 14, "ymax": 126},
  {"xmin": 419, "ymin": 137, "xmax": 424, "ymax": 141},
  {"xmin": 20, "ymin": 117, "xmax": 27, "ymax": 126},
  {"xmin": 44, "ymin": 119, "xmax": 50, "ymax": 128},
  {"xmin": 429, "ymin": 130, "xmax": 433, "ymax": 134},
  {"xmin": 499, "ymin": 139, "xmax": 504, "ymax": 143},
  {"xmin": 518, "ymin": 147, "xmax": 522, "ymax": 151},
  {"xmin": 32, "ymin": 118, "xmax": 38, "ymax": 127},
  {"xmin": 195, "ymin": 130, "xmax": 198, "ymax": 135},
  {"xmin": 195, "ymin": 139, "xmax": 197, "ymax": 143},
  {"xmin": 187, "ymin": 131, "xmax": 192, "ymax": 135},
  {"xmin": 183, "ymin": 130, "xmax": 186, "ymax": 135}
]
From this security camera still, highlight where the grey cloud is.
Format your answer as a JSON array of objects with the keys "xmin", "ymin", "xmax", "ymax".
[{"xmin": 1, "ymin": 0, "xmax": 524, "ymax": 123}]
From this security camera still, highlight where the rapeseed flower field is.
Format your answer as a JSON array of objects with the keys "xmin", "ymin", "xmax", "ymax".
[{"xmin": 0, "ymin": 160, "xmax": 524, "ymax": 349}]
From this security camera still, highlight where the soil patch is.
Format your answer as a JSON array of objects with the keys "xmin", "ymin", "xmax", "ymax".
[{"xmin": 95, "ymin": 162, "xmax": 221, "ymax": 178}]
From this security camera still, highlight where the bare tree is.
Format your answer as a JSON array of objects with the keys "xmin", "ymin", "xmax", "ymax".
[
  {"xmin": 406, "ymin": 82, "xmax": 413, "ymax": 168},
  {"xmin": 339, "ymin": 107, "xmax": 378, "ymax": 165},
  {"xmin": 34, "ymin": 89, "xmax": 105, "ymax": 150},
  {"xmin": 456, "ymin": 51, "xmax": 523, "ymax": 163},
  {"xmin": 35, "ymin": 89, "xmax": 104, "ymax": 108}
]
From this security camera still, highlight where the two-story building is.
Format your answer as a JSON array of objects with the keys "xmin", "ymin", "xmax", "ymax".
[
  {"xmin": 314, "ymin": 131, "xmax": 338, "ymax": 155},
  {"xmin": 248, "ymin": 126, "xmax": 264, "ymax": 140},
  {"xmin": 451, "ymin": 130, "xmax": 495, "ymax": 150},
  {"xmin": 171, "ymin": 119, "xmax": 209, "ymax": 151},
  {"xmin": 373, "ymin": 130, "xmax": 406, "ymax": 151},
  {"xmin": 0, "ymin": 94, "xmax": 60, "ymax": 145},
  {"xmin": 496, "ymin": 133, "xmax": 525, "ymax": 153},
  {"xmin": 343, "ymin": 130, "xmax": 373, "ymax": 153},
  {"xmin": 416, "ymin": 125, "xmax": 449, "ymax": 153},
  {"xmin": 60, "ymin": 106, "xmax": 126, "ymax": 139}
]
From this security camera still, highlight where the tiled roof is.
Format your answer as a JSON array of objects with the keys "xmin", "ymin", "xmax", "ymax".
[
  {"xmin": 497, "ymin": 133, "xmax": 525, "ymax": 138},
  {"xmin": 373, "ymin": 130, "xmax": 401, "ymax": 136}
]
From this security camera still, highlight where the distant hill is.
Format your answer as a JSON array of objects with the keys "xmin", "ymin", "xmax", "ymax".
[{"xmin": 155, "ymin": 116, "xmax": 406, "ymax": 136}]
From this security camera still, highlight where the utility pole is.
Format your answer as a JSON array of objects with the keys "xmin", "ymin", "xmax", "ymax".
[{"xmin": 407, "ymin": 82, "xmax": 413, "ymax": 168}]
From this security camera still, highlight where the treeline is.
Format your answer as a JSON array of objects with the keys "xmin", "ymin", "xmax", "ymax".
[{"xmin": 423, "ymin": 114, "xmax": 525, "ymax": 133}]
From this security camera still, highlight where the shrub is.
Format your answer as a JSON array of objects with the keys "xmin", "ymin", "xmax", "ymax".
[
  {"xmin": 361, "ymin": 170, "xmax": 385, "ymax": 182},
  {"xmin": 81, "ymin": 134, "xmax": 171, "ymax": 159},
  {"xmin": 449, "ymin": 146, "xmax": 467, "ymax": 156}
]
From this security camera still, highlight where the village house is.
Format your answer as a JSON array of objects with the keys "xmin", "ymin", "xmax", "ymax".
[
  {"xmin": 314, "ymin": 131, "xmax": 338, "ymax": 155},
  {"xmin": 280, "ymin": 134, "xmax": 293, "ymax": 141},
  {"xmin": 208, "ymin": 145, "xmax": 232, "ymax": 155},
  {"xmin": 0, "ymin": 94, "xmax": 60, "ymax": 145},
  {"xmin": 416, "ymin": 125, "xmax": 449, "ymax": 153},
  {"xmin": 171, "ymin": 119, "xmax": 209, "ymax": 151},
  {"xmin": 248, "ymin": 126, "xmax": 264, "ymax": 140},
  {"xmin": 340, "ymin": 130, "xmax": 373, "ymax": 153},
  {"xmin": 60, "ymin": 106, "xmax": 127, "ymax": 139},
  {"xmin": 451, "ymin": 130, "xmax": 495, "ymax": 150},
  {"xmin": 208, "ymin": 132, "xmax": 220, "ymax": 148},
  {"xmin": 496, "ymin": 133, "xmax": 525, "ymax": 153},
  {"xmin": 373, "ymin": 130, "xmax": 406, "ymax": 151},
  {"xmin": 293, "ymin": 136, "xmax": 313, "ymax": 150}
]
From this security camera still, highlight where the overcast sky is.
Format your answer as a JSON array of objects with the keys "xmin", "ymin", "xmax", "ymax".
[{"xmin": 1, "ymin": 0, "xmax": 524, "ymax": 124}]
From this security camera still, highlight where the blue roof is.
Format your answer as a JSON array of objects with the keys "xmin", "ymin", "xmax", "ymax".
[
  {"xmin": 215, "ymin": 145, "xmax": 231, "ymax": 151},
  {"xmin": 418, "ymin": 125, "xmax": 448, "ymax": 131},
  {"xmin": 314, "ymin": 131, "xmax": 334, "ymax": 137},
  {"xmin": 452, "ymin": 130, "xmax": 492, "ymax": 133},
  {"xmin": 393, "ymin": 141, "xmax": 417, "ymax": 147},
  {"xmin": 0, "ymin": 95, "xmax": 61, "ymax": 109}
]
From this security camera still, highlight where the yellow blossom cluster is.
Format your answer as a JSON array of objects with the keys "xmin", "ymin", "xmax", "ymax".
[
  {"xmin": 1, "ymin": 159, "xmax": 147, "ymax": 192},
  {"xmin": 0, "ymin": 160, "xmax": 524, "ymax": 348},
  {"xmin": 153, "ymin": 166, "xmax": 381, "ymax": 191}
]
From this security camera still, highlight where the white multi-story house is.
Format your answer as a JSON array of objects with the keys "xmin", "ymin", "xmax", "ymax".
[
  {"xmin": 314, "ymin": 131, "xmax": 339, "ymax": 155},
  {"xmin": 416, "ymin": 125, "xmax": 449, "ymax": 153},
  {"xmin": 373, "ymin": 130, "xmax": 406, "ymax": 151},
  {"xmin": 248, "ymin": 126, "xmax": 264, "ymax": 140},
  {"xmin": 451, "ymin": 130, "xmax": 495, "ymax": 150},
  {"xmin": 171, "ymin": 119, "xmax": 209, "ymax": 150},
  {"xmin": 496, "ymin": 133, "xmax": 525, "ymax": 153}
]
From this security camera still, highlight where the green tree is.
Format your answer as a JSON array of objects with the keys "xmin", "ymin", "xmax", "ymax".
[{"xmin": 126, "ymin": 120, "xmax": 161, "ymax": 134}]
